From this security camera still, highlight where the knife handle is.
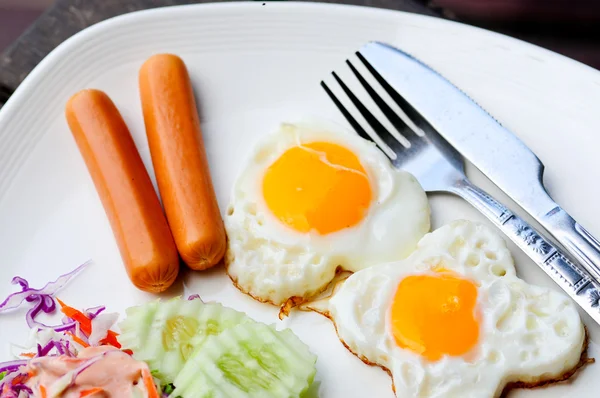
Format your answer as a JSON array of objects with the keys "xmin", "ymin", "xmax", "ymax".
[
  {"xmin": 451, "ymin": 179, "xmax": 600, "ymax": 325},
  {"xmin": 542, "ymin": 208, "xmax": 600, "ymax": 283}
]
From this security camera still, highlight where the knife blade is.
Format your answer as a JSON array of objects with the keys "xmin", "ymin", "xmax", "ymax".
[{"xmin": 359, "ymin": 41, "xmax": 600, "ymax": 294}]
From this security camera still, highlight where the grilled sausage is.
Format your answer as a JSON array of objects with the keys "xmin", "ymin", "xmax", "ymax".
[
  {"xmin": 66, "ymin": 89, "xmax": 179, "ymax": 292},
  {"xmin": 139, "ymin": 54, "xmax": 226, "ymax": 270}
]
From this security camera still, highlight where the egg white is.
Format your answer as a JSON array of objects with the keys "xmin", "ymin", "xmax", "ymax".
[
  {"xmin": 328, "ymin": 220, "xmax": 585, "ymax": 398},
  {"xmin": 225, "ymin": 123, "xmax": 430, "ymax": 305}
]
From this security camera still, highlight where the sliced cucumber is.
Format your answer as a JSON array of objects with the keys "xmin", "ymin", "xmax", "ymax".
[
  {"xmin": 119, "ymin": 298, "xmax": 251, "ymax": 383},
  {"xmin": 172, "ymin": 322, "xmax": 317, "ymax": 398}
]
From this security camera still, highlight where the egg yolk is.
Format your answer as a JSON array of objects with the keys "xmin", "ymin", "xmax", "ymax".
[
  {"xmin": 262, "ymin": 142, "xmax": 372, "ymax": 235},
  {"xmin": 390, "ymin": 271, "xmax": 479, "ymax": 361}
]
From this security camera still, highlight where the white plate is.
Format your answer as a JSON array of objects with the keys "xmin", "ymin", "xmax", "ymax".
[{"xmin": 0, "ymin": 2, "xmax": 599, "ymax": 397}]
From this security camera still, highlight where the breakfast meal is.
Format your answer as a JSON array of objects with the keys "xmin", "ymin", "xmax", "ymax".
[
  {"xmin": 316, "ymin": 220, "xmax": 588, "ymax": 397},
  {"xmin": 0, "ymin": 47, "xmax": 594, "ymax": 398},
  {"xmin": 139, "ymin": 54, "xmax": 227, "ymax": 271},
  {"xmin": 65, "ymin": 89, "xmax": 180, "ymax": 293},
  {"xmin": 225, "ymin": 123, "xmax": 430, "ymax": 311}
]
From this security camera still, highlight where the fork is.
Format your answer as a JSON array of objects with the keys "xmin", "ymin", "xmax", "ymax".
[{"xmin": 321, "ymin": 53, "xmax": 600, "ymax": 325}]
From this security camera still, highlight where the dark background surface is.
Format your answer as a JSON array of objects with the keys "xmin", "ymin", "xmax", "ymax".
[
  {"xmin": 1, "ymin": 0, "xmax": 599, "ymax": 108},
  {"xmin": 435, "ymin": 0, "xmax": 600, "ymax": 69},
  {"xmin": 0, "ymin": 0, "xmax": 435, "ymax": 107}
]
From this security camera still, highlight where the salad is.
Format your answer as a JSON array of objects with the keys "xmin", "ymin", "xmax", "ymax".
[{"xmin": 0, "ymin": 264, "xmax": 317, "ymax": 397}]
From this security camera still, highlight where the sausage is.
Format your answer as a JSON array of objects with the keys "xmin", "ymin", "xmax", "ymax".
[
  {"xmin": 139, "ymin": 54, "xmax": 226, "ymax": 270},
  {"xmin": 65, "ymin": 89, "xmax": 179, "ymax": 292}
]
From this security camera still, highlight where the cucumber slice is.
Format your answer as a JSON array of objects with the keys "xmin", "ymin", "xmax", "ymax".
[
  {"xmin": 172, "ymin": 322, "xmax": 317, "ymax": 398},
  {"xmin": 119, "ymin": 298, "xmax": 251, "ymax": 383}
]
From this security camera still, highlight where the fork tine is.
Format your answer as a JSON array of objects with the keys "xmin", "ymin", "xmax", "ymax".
[
  {"xmin": 356, "ymin": 51, "xmax": 429, "ymax": 130},
  {"xmin": 330, "ymin": 71, "xmax": 406, "ymax": 155},
  {"xmin": 345, "ymin": 60, "xmax": 416, "ymax": 139},
  {"xmin": 320, "ymin": 81, "xmax": 374, "ymax": 144}
]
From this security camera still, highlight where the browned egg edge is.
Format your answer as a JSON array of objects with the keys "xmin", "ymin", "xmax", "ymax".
[
  {"xmin": 224, "ymin": 250, "xmax": 350, "ymax": 319},
  {"xmin": 311, "ymin": 307, "xmax": 593, "ymax": 398},
  {"xmin": 223, "ymin": 241, "xmax": 593, "ymax": 395}
]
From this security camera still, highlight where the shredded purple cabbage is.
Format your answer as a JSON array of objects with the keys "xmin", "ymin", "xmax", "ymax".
[
  {"xmin": 64, "ymin": 341, "xmax": 74, "ymax": 357},
  {"xmin": 84, "ymin": 305, "xmax": 106, "ymax": 320},
  {"xmin": 52, "ymin": 321, "xmax": 78, "ymax": 334},
  {"xmin": 0, "ymin": 262, "xmax": 90, "ymax": 336},
  {"xmin": 0, "ymin": 381, "xmax": 31, "ymax": 398},
  {"xmin": 0, "ymin": 367, "xmax": 32, "ymax": 398},
  {"xmin": 0, "ymin": 261, "xmax": 89, "ymax": 313},
  {"xmin": 36, "ymin": 340, "xmax": 73, "ymax": 358},
  {"xmin": 187, "ymin": 294, "xmax": 201, "ymax": 301},
  {"xmin": 0, "ymin": 359, "xmax": 28, "ymax": 374},
  {"xmin": 25, "ymin": 295, "xmax": 56, "ymax": 329},
  {"xmin": 11, "ymin": 384, "xmax": 32, "ymax": 394},
  {"xmin": 0, "ymin": 262, "xmax": 91, "ymax": 395}
]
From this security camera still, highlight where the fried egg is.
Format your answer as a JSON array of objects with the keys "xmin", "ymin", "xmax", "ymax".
[
  {"xmin": 327, "ymin": 220, "xmax": 586, "ymax": 397},
  {"xmin": 225, "ymin": 123, "xmax": 430, "ymax": 306}
]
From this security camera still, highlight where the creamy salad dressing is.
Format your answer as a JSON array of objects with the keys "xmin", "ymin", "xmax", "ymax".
[{"xmin": 23, "ymin": 346, "xmax": 153, "ymax": 397}]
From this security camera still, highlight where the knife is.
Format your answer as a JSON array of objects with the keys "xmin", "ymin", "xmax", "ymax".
[{"xmin": 359, "ymin": 41, "xmax": 600, "ymax": 313}]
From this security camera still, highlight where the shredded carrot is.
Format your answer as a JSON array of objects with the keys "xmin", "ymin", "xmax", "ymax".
[
  {"xmin": 39, "ymin": 385, "xmax": 47, "ymax": 398},
  {"xmin": 57, "ymin": 298, "xmax": 92, "ymax": 336},
  {"xmin": 99, "ymin": 330, "xmax": 121, "ymax": 349},
  {"xmin": 80, "ymin": 387, "xmax": 104, "ymax": 397},
  {"xmin": 20, "ymin": 352, "xmax": 36, "ymax": 358},
  {"xmin": 122, "ymin": 349, "xmax": 133, "ymax": 356},
  {"xmin": 141, "ymin": 368, "xmax": 160, "ymax": 398},
  {"xmin": 66, "ymin": 331, "xmax": 90, "ymax": 348},
  {"xmin": 11, "ymin": 374, "xmax": 28, "ymax": 386}
]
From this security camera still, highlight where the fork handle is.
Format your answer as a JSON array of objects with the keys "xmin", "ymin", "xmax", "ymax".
[
  {"xmin": 451, "ymin": 179, "xmax": 600, "ymax": 325},
  {"xmin": 541, "ymin": 208, "xmax": 600, "ymax": 283}
]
